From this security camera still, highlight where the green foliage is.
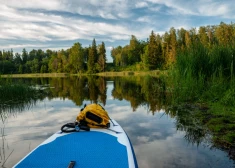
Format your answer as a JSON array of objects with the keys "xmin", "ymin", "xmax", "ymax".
[
  {"xmin": 69, "ymin": 42, "xmax": 84, "ymax": 73},
  {"xmin": 128, "ymin": 35, "xmax": 142, "ymax": 64},
  {"xmin": 0, "ymin": 60, "xmax": 15, "ymax": 74},
  {"xmin": 0, "ymin": 80, "xmax": 41, "ymax": 116},
  {"xmin": 110, "ymin": 22, "xmax": 235, "ymax": 71},
  {"xmin": 141, "ymin": 45, "xmax": 150, "ymax": 70},
  {"xmin": 87, "ymin": 39, "xmax": 98, "ymax": 73},
  {"xmin": 111, "ymin": 37, "xmax": 146, "ymax": 68},
  {"xmin": 0, "ymin": 39, "xmax": 106, "ymax": 74},
  {"xmin": 220, "ymin": 88, "xmax": 235, "ymax": 106},
  {"xmin": 29, "ymin": 59, "xmax": 39, "ymax": 73},
  {"xmin": 171, "ymin": 40, "xmax": 235, "ymax": 110},
  {"xmin": 175, "ymin": 43, "xmax": 235, "ymax": 80},
  {"xmin": 97, "ymin": 42, "xmax": 106, "ymax": 72},
  {"xmin": 148, "ymin": 31, "xmax": 160, "ymax": 69}
]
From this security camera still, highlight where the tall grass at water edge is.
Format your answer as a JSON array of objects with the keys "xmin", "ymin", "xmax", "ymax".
[
  {"xmin": 0, "ymin": 77, "xmax": 41, "ymax": 120},
  {"xmin": 169, "ymin": 44, "xmax": 235, "ymax": 154},
  {"xmin": 171, "ymin": 43, "xmax": 235, "ymax": 106}
]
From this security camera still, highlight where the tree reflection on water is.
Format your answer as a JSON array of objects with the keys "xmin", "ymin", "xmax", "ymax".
[{"xmin": 0, "ymin": 76, "xmax": 234, "ymax": 167}]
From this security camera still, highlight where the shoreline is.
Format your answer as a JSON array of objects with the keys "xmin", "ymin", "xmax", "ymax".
[{"xmin": 0, "ymin": 70, "xmax": 166, "ymax": 78}]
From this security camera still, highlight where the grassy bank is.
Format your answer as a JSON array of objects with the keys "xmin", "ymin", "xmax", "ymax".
[
  {"xmin": 0, "ymin": 70, "xmax": 167, "ymax": 78},
  {"xmin": 170, "ymin": 43, "xmax": 235, "ymax": 158},
  {"xmin": 96, "ymin": 70, "xmax": 166, "ymax": 76},
  {"xmin": 0, "ymin": 73, "xmax": 70, "ymax": 78}
]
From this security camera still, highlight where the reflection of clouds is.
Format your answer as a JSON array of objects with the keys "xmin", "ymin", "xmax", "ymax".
[
  {"xmin": 104, "ymin": 102, "xmax": 234, "ymax": 168},
  {"xmin": 1, "ymin": 84, "xmax": 234, "ymax": 168},
  {"xmin": 6, "ymin": 99, "xmax": 78, "ymax": 131},
  {"xmin": 107, "ymin": 96, "xmax": 114, "ymax": 100},
  {"xmin": 138, "ymin": 122, "xmax": 152, "ymax": 128},
  {"xmin": 107, "ymin": 105, "xmax": 177, "ymax": 146},
  {"xmin": 107, "ymin": 103, "xmax": 172, "ymax": 145},
  {"xmin": 152, "ymin": 132, "xmax": 162, "ymax": 137},
  {"xmin": 134, "ymin": 132, "xmax": 232, "ymax": 168},
  {"xmin": 137, "ymin": 136, "xmax": 150, "ymax": 143},
  {"xmin": 106, "ymin": 104, "xmax": 132, "ymax": 120},
  {"xmin": 1, "ymin": 98, "xmax": 80, "ymax": 167}
]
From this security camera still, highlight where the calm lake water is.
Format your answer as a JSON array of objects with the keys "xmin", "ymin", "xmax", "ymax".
[{"xmin": 0, "ymin": 76, "xmax": 234, "ymax": 168}]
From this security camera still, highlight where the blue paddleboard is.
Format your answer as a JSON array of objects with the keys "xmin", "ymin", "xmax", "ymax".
[{"xmin": 13, "ymin": 119, "xmax": 138, "ymax": 168}]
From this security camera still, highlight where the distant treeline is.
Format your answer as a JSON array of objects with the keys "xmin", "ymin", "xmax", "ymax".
[
  {"xmin": 0, "ymin": 22, "xmax": 235, "ymax": 74},
  {"xmin": 0, "ymin": 39, "xmax": 106, "ymax": 74}
]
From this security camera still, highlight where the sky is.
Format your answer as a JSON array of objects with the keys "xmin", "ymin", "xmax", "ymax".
[{"xmin": 0, "ymin": 0, "xmax": 234, "ymax": 62}]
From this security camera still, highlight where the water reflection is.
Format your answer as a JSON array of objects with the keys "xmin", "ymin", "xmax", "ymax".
[
  {"xmin": 0, "ymin": 81, "xmax": 49, "ymax": 124},
  {"xmin": 0, "ymin": 76, "xmax": 234, "ymax": 168},
  {"xmin": 167, "ymin": 107, "xmax": 209, "ymax": 146},
  {"xmin": 112, "ymin": 76, "xmax": 169, "ymax": 112}
]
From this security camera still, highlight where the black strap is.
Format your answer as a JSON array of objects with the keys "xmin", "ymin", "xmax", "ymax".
[
  {"xmin": 61, "ymin": 122, "xmax": 90, "ymax": 133},
  {"xmin": 61, "ymin": 119, "xmax": 109, "ymax": 133},
  {"xmin": 67, "ymin": 161, "xmax": 75, "ymax": 168}
]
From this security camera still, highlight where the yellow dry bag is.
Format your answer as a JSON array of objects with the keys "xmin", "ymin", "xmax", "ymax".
[{"xmin": 76, "ymin": 104, "xmax": 110, "ymax": 128}]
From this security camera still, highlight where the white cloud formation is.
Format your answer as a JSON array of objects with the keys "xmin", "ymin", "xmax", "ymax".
[
  {"xmin": 3, "ymin": 0, "xmax": 62, "ymax": 10},
  {"xmin": 146, "ymin": 0, "xmax": 235, "ymax": 18},
  {"xmin": 136, "ymin": 16, "xmax": 151, "ymax": 23},
  {"xmin": 0, "ymin": 44, "xmax": 47, "ymax": 49},
  {"xmin": 2, "ymin": 0, "xmax": 131, "ymax": 19},
  {"xmin": 0, "ymin": 1, "xmax": 149, "ymax": 45},
  {"xmin": 0, "ymin": 0, "xmax": 234, "ymax": 56},
  {"xmin": 135, "ymin": 2, "xmax": 149, "ymax": 8}
]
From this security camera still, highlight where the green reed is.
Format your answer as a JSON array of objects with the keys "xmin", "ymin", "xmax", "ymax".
[
  {"xmin": 172, "ymin": 43, "xmax": 235, "ymax": 105},
  {"xmin": 176, "ymin": 43, "xmax": 235, "ymax": 79},
  {"xmin": 0, "ymin": 77, "xmax": 41, "ymax": 121},
  {"xmin": 169, "ymin": 43, "xmax": 235, "ymax": 150}
]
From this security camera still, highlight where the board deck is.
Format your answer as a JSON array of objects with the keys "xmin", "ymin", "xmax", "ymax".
[{"xmin": 14, "ymin": 120, "xmax": 138, "ymax": 168}]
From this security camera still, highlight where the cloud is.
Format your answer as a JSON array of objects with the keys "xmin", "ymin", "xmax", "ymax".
[
  {"xmin": 146, "ymin": 0, "xmax": 235, "ymax": 18},
  {"xmin": 4, "ymin": 0, "xmax": 62, "ymax": 10},
  {"xmin": 198, "ymin": 3, "xmax": 231, "ymax": 17},
  {"xmin": 136, "ymin": 16, "xmax": 151, "ymax": 23},
  {"xmin": 135, "ymin": 2, "xmax": 149, "ymax": 8},
  {"xmin": 0, "ymin": 44, "xmax": 47, "ymax": 49},
  {"xmin": 3, "ymin": 0, "xmax": 131, "ymax": 20},
  {"xmin": 0, "ymin": 2, "xmax": 143, "ymax": 44},
  {"xmin": 0, "ymin": 0, "xmax": 234, "ymax": 61}
]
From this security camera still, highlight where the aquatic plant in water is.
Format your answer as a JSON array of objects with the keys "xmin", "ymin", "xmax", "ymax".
[{"xmin": 0, "ymin": 82, "xmax": 42, "ymax": 122}]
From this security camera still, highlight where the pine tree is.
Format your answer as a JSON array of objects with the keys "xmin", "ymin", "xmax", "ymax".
[
  {"xmin": 169, "ymin": 27, "xmax": 177, "ymax": 63},
  {"xmin": 98, "ymin": 42, "xmax": 106, "ymax": 72},
  {"xmin": 88, "ymin": 39, "xmax": 98, "ymax": 73},
  {"xmin": 148, "ymin": 31, "xmax": 163, "ymax": 69},
  {"xmin": 162, "ymin": 32, "xmax": 170, "ymax": 68},
  {"xmin": 148, "ymin": 30, "xmax": 158, "ymax": 70}
]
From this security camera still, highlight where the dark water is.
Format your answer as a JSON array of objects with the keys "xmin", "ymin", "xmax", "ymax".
[{"xmin": 0, "ymin": 76, "xmax": 234, "ymax": 168}]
